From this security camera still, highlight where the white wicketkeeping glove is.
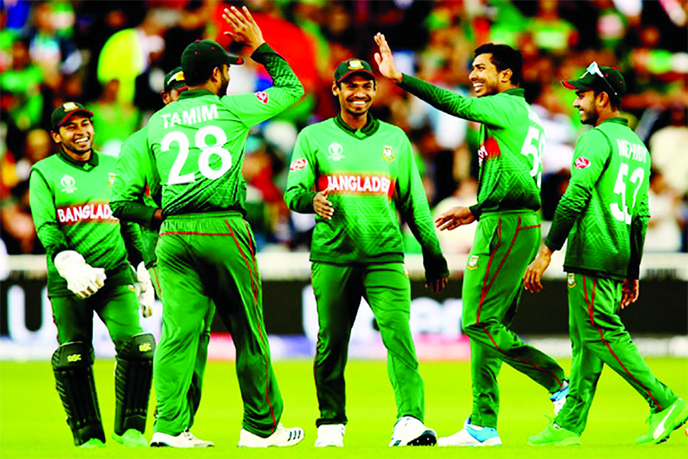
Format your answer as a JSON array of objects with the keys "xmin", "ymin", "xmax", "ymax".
[
  {"xmin": 134, "ymin": 262, "xmax": 154, "ymax": 318},
  {"xmin": 54, "ymin": 250, "xmax": 106, "ymax": 299}
]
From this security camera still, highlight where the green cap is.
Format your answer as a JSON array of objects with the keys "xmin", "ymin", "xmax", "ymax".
[
  {"xmin": 561, "ymin": 63, "xmax": 626, "ymax": 100},
  {"xmin": 334, "ymin": 58, "xmax": 376, "ymax": 84},
  {"xmin": 51, "ymin": 102, "xmax": 94, "ymax": 131},
  {"xmin": 163, "ymin": 66, "xmax": 187, "ymax": 92},
  {"xmin": 181, "ymin": 39, "xmax": 244, "ymax": 84}
]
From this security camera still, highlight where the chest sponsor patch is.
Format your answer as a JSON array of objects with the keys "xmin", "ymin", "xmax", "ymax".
[
  {"xmin": 290, "ymin": 158, "xmax": 308, "ymax": 171},
  {"xmin": 574, "ymin": 157, "xmax": 590, "ymax": 169},
  {"xmin": 256, "ymin": 91, "xmax": 269, "ymax": 104}
]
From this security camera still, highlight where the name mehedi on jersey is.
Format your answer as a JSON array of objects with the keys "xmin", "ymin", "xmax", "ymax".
[
  {"xmin": 57, "ymin": 202, "xmax": 118, "ymax": 224},
  {"xmin": 318, "ymin": 174, "xmax": 394, "ymax": 197}
]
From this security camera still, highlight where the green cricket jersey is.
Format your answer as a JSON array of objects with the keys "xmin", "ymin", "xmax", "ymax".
[
  {"xmin": 147, "ymin": 43, "xmax": 303, "ymax": 216},
  {"xmin": 399, "ymin": 76, "xmax": 544, "ymax": 218},
  {"xmin": 110, "ymin": 126, "xmax": 161, "ymax": 267},
  {"xmin": 545, "ymin": 118, "xmax": 650, "ymax": 281},
  {"xmin": 284, "ymin": 114, "xmax": 449, "ymax": 280},
  {"xmin": 30, "ymin": 149, "xmax": 142, "ymax": 296}
]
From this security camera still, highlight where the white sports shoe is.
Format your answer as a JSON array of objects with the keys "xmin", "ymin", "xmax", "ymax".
[
  {"xmin": 389, "ymin": 416, "xmax": 437, "ymax": 446},
  {"xmin": 315, "ymin": 424, "xmax": 345, "ymax": 447},
  {"xmin": 150, "ymin": 432, "xmax": 194, "ymax": 448},
  {"xmin": 238, "ymin": 423, "xmax": 304, "ymax": 447},
  {"xmin": 183, "ymin": 430, "xmax": 214, "ymax": 447},
  {"xmin": 438, "ymin": 418, "xmax": 502, "ymax": 447}
]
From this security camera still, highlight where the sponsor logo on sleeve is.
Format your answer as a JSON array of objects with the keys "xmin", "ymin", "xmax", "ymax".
[
  {"xmin": 289, "ymin": 158, "xmax": 308, "ymax": 171},
  {"xmin": 574, "ymin": 157, "xmax": 590, "ymax": 169},
  {"xmin": 256, "ymin": 91, "xmax": 269, "ymax": 104}
]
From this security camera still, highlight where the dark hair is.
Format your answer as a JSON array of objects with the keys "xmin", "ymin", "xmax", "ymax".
[
  {"xmin": 474, "ymin": 43, "xmax": 523, "ymax": 86},
  {"xmin": 592, "ymin": 89, "xmax": 622, "ymax": 110}
]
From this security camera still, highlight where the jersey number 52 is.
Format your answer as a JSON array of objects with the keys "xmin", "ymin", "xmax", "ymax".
[{"xmin": 162, "ymin": 126, "xmax": 232, "ymax": 185}]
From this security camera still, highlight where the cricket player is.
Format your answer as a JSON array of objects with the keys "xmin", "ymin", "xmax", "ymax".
[
  {"xmin": 147, "ymin": 6, "xmax": 304, "ymax": 448},
  {"xmin": 110, "ymin": 67, "xmax": 215, "ymax": 447},
  {"xmin": 525, "ymin": 63, "xmax": 688, "ymax": 446},
  {"xmin": 29, "ymin": 102, "xmax": 156, "ymax": 448},
  {"xmin": 375, "ymin": 34, "xmax": 568, "ymax": 446},
  {"xmin": 285, "ymin": 58, "xmax": 449, "ymax": 448}
]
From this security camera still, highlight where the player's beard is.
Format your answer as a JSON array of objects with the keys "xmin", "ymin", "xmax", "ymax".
[
  {"xmin": 578, "ymin": 104, "xmax": 598, "ymax": 126},
  {"xmin": 62, "ymin": 136, "xmax": 93, "ymax": 157}
]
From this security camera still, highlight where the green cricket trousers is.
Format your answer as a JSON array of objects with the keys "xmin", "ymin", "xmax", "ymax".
[
  {"xmin": 312, "ymin": 261, "xmax": 425, "ymax": 426},
  {"xmin": 153, "ymin": 212, "xmax": 283, "ymax": 437},
  {"xmin": 555, "ymin": 273, "xmax": 678, "ymax": 434},
  {"xmin": 149, "ymin": 263, "xmax": 215, "ymax": 431},
  {"xmin": 462, "ymin": 210, "xmax": 566, "ymax": 428}
]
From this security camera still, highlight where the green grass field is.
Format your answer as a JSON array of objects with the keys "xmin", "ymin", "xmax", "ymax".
[{"xmin": 1, "ymin": 357, "xmax": 686, "ymax": 459}]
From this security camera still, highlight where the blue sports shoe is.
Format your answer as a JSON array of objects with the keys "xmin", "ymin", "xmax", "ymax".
[
  {"xmin": 438, "ymin": 418, "xmax": 502, "ymax": 446},
  {"xmin": 550, "ymin": 380, "xmax": 569, "ymax": 415}
]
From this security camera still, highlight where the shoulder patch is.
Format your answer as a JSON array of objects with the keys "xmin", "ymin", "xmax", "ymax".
[
  {"xmin": 290, "ymin": 158, "xmax": 308, "ymax": 171},
  {"xmin": 574, "ymin": 157, "xmax": 590, "ymax": 169},
  {"xmin": 256, "ymin": 91, "xmax": 269, "ymax": 104}
]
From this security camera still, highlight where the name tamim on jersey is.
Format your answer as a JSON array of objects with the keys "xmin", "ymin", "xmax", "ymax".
[
  {"xmin": 57, "ymin": 202, "xmax": 118, "ymax": 224},
  {"xmin": 320, "ymin": 173, "xmax": 394, "ymax": 198}
]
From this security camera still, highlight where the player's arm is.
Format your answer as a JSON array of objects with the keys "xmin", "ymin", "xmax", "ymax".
[
  {"xmin": 29, "ymin": 169, "xmax": 69, "ymax": 260},
  {"xmin": 395, "ymin": 134, "xmax": 449, "ymax": 291},
  {"xmin": 621, "ymin": 191, "xmax": 650, "ymax": 308},
  {"xmin": 284, "ymin": 131, "xmax": 318, "ymax": 213},
  {"xmin": 544, "ymin": 130, "xmax": 608, "ymax": 252},
  {"xmin": 110, "ymin": 134, "xmax": 161, "ymax": 228},
  {"xmin": 119, "ymin": 221, "xmax": 145, "ymax": 269}
]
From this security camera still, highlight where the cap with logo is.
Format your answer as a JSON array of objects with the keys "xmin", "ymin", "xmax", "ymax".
[
  {"xmin": 51, "ymin": 102, "xmax": 94, "ymax": 131},
  {"xmin": 334, "ymin": 58, "xmax": 376, "ymax": 84},
  {"xmin": 561, "ymin": 63, "xmax": 626, "ymax": 101},
  {"xmin": 163, "ymin": 66, "xmax": 187, "ymax": 93},
  {"xmin": 181, "ymin": 39, "xmax": 244, "ymax": 83}
]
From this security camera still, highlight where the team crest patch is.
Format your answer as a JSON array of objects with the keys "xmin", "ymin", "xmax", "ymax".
[
  {"xmin": 467, "ymin": 255, "xmax": 479, "ymax": 270},
  {"xmin": 290, "ymin": 158, "xmax": 308, "ymax": 171},
  {"xmin": 62, "ymin": 102, "xmax": 79, "ymax": 111},
  {"xmin": 328, "ymin": 142, "xmax": 345, "ymax": 161},
  {"xmin": 127, "ymin": 284, "xmax": 136, "ymax": 293},
  {"xmin": 256, "ymin": 91, "xmax": 269, "ymax": 104},
  {"xmin": 108, "ymin": 173, "xmax": 116, "ymax": 186},
  {"xmin": 60, "ymin": 174, "xmax": 77, "ymax": 193},
  {"xmin": 348, "ymin": 59, "xmax": 364, "ymax": 70},
  {"xmin": 574, "ymin": 157, "xmax": 590, "ymax": 169},
  {"xmin": 567, "ymin": 273, "xmax": 576, "ymax": 288},
  {"xmin": 382, "ymin": 145, "xmax": 394, "ymax": 161}
]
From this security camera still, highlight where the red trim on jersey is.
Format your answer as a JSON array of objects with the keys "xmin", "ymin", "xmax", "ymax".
[
  {"xmin": 476, "ymin": 217, "xmax": 561, "ymax": 386},
  {"xmin": 583, "ymin": 276, "xmax": 662, "ymax": 411},
  {"xmin": 225, "ymin": 219, "xmax": 277, "ymax": 433}
]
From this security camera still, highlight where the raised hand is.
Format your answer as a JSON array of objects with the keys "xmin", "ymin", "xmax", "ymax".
[
  {"xmin": 223, "ymin": 6, "xmax": 265, "ymax": 53},
  {"xmin": 373, "ymin": 33, "xmax": 403, "ymax": 83}
]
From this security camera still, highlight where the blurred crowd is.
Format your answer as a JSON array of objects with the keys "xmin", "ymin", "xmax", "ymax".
[{"xmin": 2, "ymin": 0, "xmax": 687, "ymax": 257}]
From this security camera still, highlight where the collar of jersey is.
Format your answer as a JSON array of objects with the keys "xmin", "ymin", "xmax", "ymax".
[
  {"xmin": 503, "ymin": 88, "xmax": 525, "ymax": 98},
  {"xmin": 334, "ymin": 113, "xmax": 379, "ymax": 137},
  {"xmin": 179, "ymin": 89, "xmax": 216, "ymax": 100},
  {"xmin": 58, "ymin": 148, "xmax": 99, "ymax": 168},
  {"xmin": 598, "ymin": 117, "xmax": 629, "ymax": 127}
]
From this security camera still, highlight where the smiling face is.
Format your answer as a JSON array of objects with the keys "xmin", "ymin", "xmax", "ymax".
[
  {"xmin": 469, "ymin": 53, "xmax": 503, "ymax": 97},
  {"xmin": 333, "ymin": 75, "xmax": 377, "ymax": 118},
  {"xmin": 573, "ymin": 89, "xmax": 599, "ymax": 126},
  {"xmin": 51, "ymin": 115, "xmax": 94, "ymax": 156}
]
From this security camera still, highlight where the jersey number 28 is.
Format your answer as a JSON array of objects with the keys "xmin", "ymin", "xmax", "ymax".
[{"xmin": 162, "ymin": 126, "xmax": 232, "ymax": 185}]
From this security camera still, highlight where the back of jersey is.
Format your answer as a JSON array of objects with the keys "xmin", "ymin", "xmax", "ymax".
[
  {"xmin": 565, "ymin": 119, "xmax": 651, "ymax": 280},
  {"xmin": 148, "ymin": 90, "xmax": 250, "ymax": 216}
]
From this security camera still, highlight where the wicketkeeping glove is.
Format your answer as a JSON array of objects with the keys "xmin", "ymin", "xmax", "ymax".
[
  {"xmin": 54, "ymin": 250, "xmax": 106, "ymax": 299},
  {"xmin": 133, "ymin": 262, "xmax": 154, "ymax": 318}
]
